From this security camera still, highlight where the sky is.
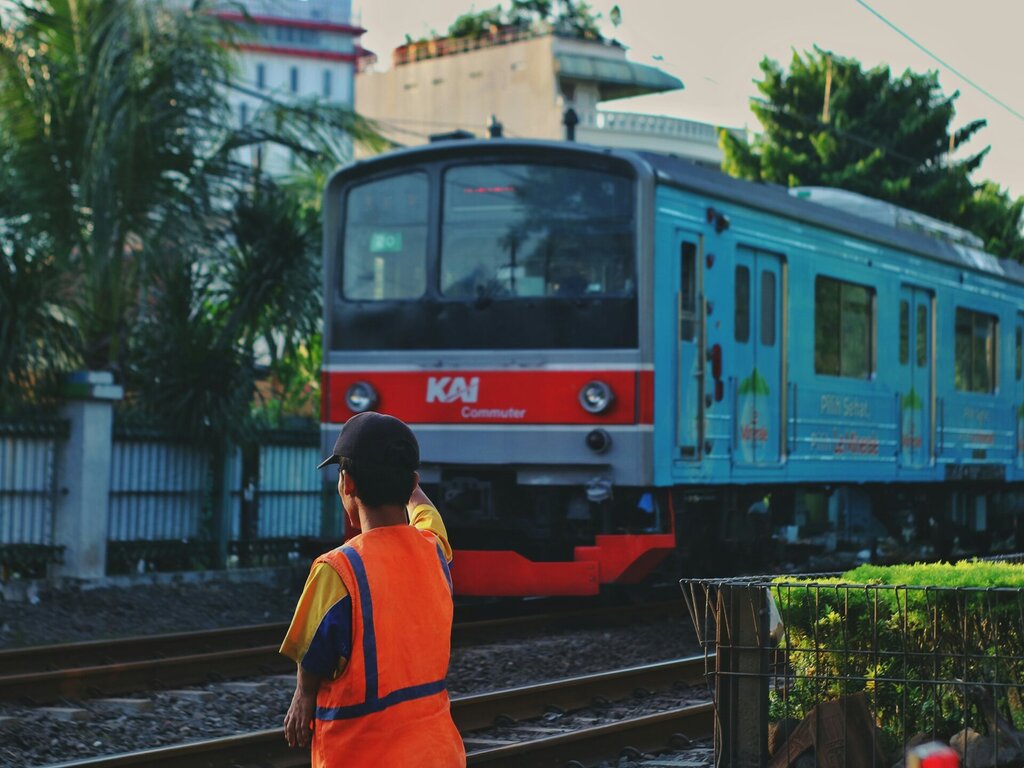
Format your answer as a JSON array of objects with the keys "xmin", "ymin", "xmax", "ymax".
[{"xmin": 353, "ymin": 0, "xmax": 1024, "ymax": 199}]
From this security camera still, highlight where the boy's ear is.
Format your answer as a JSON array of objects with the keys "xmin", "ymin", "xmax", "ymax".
[{"xmin": 342, "ymin": 470, "xmax": 358, "ymax": 497}]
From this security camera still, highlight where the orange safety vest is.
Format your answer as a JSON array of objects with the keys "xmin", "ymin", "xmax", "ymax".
[{"xmin": 311, "ymin": 525, "xmax": 466, "ymax": 768}]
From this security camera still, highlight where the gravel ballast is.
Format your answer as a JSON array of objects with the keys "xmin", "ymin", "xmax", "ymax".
[
  {"xmin": 0, "ymin": 572, "xmax": 306, "ymax": 649},
  {"xmin": 1, "ymin": 575, "xmax": 704, "ymax": 766}
]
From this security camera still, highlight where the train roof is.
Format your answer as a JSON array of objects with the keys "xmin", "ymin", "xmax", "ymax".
[
  {"xmin": 332, "ymin": 139, "xmax": 1024, "ymax": 287},
  {"xmin": 638, "ymin": 150, "xmax": 1024, "ymax": 288}
]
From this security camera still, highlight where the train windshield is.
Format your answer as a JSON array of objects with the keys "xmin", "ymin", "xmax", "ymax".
[
  {"xmin": 343, "ymin": 172, "xmax": 428, "ymax": 301},
  {"xmin": 335, "ymin": 159, "xmax": 637, "ymax": 350},
  {"xmin": 441, "ymin": 165, "xmax": 634, "ymax": 300}
]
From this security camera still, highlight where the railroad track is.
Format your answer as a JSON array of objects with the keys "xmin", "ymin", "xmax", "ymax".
[
  {"xmin": 40, "ymin": 656, "xmax": 713, "ymax": 768},
  {"xmin": 1, "ymin": 599, "xmax": 682, "ymax": 703}
]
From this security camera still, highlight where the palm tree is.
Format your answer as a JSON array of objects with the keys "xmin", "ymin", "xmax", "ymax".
[
  {"xmin": 0, "ymin": 0, "xmax": 383, "ymax": 432},
  {"xmin": 0, "ymin": 227, "xmax": 80, "ymax": 410}
]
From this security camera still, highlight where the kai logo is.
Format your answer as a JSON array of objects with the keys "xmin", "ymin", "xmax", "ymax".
[{"xmin": 426, "ymin": 376, "xmax": 480, "ymax": 404}]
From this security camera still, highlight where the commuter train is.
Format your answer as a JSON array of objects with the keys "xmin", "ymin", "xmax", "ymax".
[{"xmin": 320, "ymin": 139, "xmax": 1024, "ymax": 596}]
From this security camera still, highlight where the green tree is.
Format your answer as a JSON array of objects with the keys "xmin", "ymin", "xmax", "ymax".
[
  {"xmin": 0, "ymin": 0, "xmax": 383, "ymax": 428},
  {"xmin": 0, "ymin": 0, "xmax": 236, "ymax": 373},
  {"xmin": 721, "ymin": 48, "xmax": 1024, "ymax": 260},
  {"xmin": 722, "ymin": 49, "xmax": 986, "ymax": 222},
  {"xmin": 448, "ymin": 5, "xmax": 505, "ymax": 38},
  {"xmin": 551, "ymin": 0, "xmax": 602, "ymax": 39},
  {"xmin": 444, "ymin": 0, "xmax": 606, "ymax": 41},
  {"xmin": 960, "ymin": 181, "xmax": 1024, "ymax": 263},
  {"xmin": 0, "ymin": 229, "xmax": 80, "ymax": 409},
  {"xmin": 125, "ymin": 180, "xmax": 322, "ymax": 441}
]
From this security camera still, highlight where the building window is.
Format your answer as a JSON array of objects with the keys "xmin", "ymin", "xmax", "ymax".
[
  {"xmin": 290, "ymin": 66, "xmax": 299, "ymax": 93},
  {"xmin": 814, "ymin": 276, "xmax": 874, "ymax": 379},
  {"xmin": 256, "ymin": 63, "xmax": 266, "ymax": 90},
  {"xmin": 954, "ymin": 308, "xmax": 997, "ymax": 393},
  {"xmin": 323, "ymin": 69, "xmax": 332, "ymax": 98},
  {"xmin": 239, "ymin": 102, "xmax": 248, "ymax": 127}
]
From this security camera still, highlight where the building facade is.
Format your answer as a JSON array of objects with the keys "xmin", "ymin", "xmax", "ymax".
[
  {"xmin": 216, "ymin": 0, "xmax": 362, "ymax": 173},
  {"xmin": 356, "ymin": 27, "xmax": 732, "ymax": 166}
]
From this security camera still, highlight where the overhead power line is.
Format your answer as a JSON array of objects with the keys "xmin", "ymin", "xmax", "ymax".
[{"xmin": 853, "ymin": 0, "xmax": 1024, "ymax": 124}]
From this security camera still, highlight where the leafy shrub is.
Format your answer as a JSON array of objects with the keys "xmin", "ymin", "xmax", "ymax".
[{"xmin": 770, "ymin": 561, "xmax": 1024, "ymax": 744}]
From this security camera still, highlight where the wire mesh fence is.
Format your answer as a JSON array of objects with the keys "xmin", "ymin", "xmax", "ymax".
[{"xmin": 683, "ymin": 571, "xmax": 1024, "ymax": 768}]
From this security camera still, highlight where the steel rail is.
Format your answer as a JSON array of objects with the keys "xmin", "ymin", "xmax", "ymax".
[
  {"xmin": 1, "ymin": 599, "xmax": 679, "ymax": 672},
  {"xmin": 38, "ymin": 656, "xmax": 712, "ymax": 768},
  {"xmin": 0, "ymin": 623, "xmax": 287, "ymax": 675},
  {"xmin": 2, "ymin": 600, "xmax": 681, "ymax": 703},
  {"xmin": 466, "ymin": 703, "xmax": 714, "ymax": 767},
  {"xmin": 0, "ymin": 646, "xmax": 293, "ymax": 703},
  {"xmin": 452, "ymin": 656, "xmax": 706, "ymax": 731}
]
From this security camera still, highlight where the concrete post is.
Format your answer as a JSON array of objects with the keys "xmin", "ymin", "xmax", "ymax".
[
  {"xmin": 716, "ymin": 585, "xmax": 770, "ymax": 768},
  {"xmin": 211, "ymin": 444, "xmax": 234, "ymax": 570},
  {"xmin": 53, "ymin": 371, "xmax": 123, "ymax": 580}
]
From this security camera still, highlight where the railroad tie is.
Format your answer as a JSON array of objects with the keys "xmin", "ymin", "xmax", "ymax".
[
  {"xmin": 38, "ymin": 707, "xmax": 90, "ymax": 722},
  {"xmin": 164, "ymin": 689, "xmax": 216, "ymax": 702},
  {"xmin": 92, "ymin": 698, "xmax": 154, "ymax": 714}
]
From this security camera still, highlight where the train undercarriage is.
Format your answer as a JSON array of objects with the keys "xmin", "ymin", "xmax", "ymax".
[{"xmin": 424, "ymin": 470, "xmax": 1024, "ymax": 595}]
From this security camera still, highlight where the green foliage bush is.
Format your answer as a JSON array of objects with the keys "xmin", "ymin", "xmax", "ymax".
[{"xmin": 770, "ymin": 561, "xmax": 1024, "ymax": 744}]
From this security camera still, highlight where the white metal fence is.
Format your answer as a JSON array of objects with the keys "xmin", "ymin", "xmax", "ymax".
[
  {"xmin": 230, "ymin": 439, "xmax": 322, "ymax": 540},
  {"xmin": 0, "ymin": 419, "xmax": 67, "ymax": 546},
  {"xmin": 1, "ymin": 417, "xmax": 324, "ymax": 574},
  {"xmin": 108, "ymin": 430, "xmax": 210, "ymax": 543}
]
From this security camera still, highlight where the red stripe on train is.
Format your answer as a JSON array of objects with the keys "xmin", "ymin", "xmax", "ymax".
[{"xmin": 323, "ymin": 369, "xmax": 654, "ymax": 425}]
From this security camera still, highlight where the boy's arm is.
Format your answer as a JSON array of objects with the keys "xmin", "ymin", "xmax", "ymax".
[
  {"xmin": 284, "ymin": 665, "xmax": 322, "ymax": 748},
  {"xmin": 407, "ymin": 484, "xmax": 453, "ymax": 562}
]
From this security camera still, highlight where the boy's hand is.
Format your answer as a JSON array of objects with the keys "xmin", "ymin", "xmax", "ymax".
[
  {"xmin": 407, "ymin": 483, "xmax": 433, "ymax": 514},
  {"xmin": 284, "ymin": 667, "xmax": 321, "ymax": 748},
  {"xmin": 284, "ymin": 686, "xmax": 316, "ymax": 748}
]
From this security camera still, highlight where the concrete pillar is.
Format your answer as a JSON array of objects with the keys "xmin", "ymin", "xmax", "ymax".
[
  {"xmin": 53, "ymin": 371, "xmax": 123, "ymax": 579},
  {"xmin": 716, "ymin": 585, "xmax": 770, "ymax": 768}
]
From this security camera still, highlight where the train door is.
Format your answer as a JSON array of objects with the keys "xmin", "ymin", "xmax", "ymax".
[
  {"xmin": 897, "ymin": 286, "xmax": 933, "ymax": 467},
  {"xmin": 1016, "ymin": 315, "xmax": 1024, "ymax": 468},
  {"xmin": 733, "ymin": 247, "xmax": 783, "ymax": 465},
  {"xmin": 677, "ymin": 233, "xmax": 704, "ymax": 460}
]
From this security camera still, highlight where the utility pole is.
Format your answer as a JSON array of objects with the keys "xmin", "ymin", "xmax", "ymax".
[{"xmin": 822, "ymin": 53, "xmax": 833, "ymax": 124}]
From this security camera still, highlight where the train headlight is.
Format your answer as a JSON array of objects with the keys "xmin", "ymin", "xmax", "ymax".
[
  {"xmin": 345, "ymin": 381, "xmax": 378, "ymax": 413},
  {"xmin": 578, "ymin": 380, "xmax": 614, "ymax": 414}
]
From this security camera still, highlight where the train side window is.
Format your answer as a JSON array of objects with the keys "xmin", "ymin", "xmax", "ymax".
[
  {"xmin": 916, "ymin": 304, "xmax": 928, "ymax": 367},
  {"xmin": 954, "ymin": 307, "xmax": 997, "ymax": 393},
  {"xmin": 1016, "ymin": 326, "xmax": 1022, "ymax": 381},
  {"xmin": 899, "ymin": 301, "xmax": 909, "ymax": 364},
  {"xmin": 680, "ymin": 242, "xmax": 697, "ymax": 341},
  {"xmin": 814, "ymin": 276, "xmax": 875, "ymax": 379},
  {"xmin": 760, "ymin": 270, "xmax": 776, "ymax": 346},
  {"xmin": 734, "ymin": 265, "xmax": 749, "ymax": 343}
]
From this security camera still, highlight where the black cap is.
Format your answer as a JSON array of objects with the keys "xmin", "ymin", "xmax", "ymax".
[{"xmin": 317, "ymin": 412, "xmax": 420, "ymax": 471}]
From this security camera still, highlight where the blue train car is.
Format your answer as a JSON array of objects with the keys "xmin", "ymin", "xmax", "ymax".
[
  {"xmin": 322, "ymin": 139, "xmax": 1024, "ymax": 595},
  {"xmin": 646, "ymin": 153, "xmax": 1024, "ymax": 563}
]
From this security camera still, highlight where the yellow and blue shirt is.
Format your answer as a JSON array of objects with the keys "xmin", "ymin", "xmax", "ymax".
[{"xmin": 280, "ymin": 504, "xmax": 453, "ymax": 678}]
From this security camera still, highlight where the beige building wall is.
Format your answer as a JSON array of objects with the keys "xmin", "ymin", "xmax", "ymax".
[{"xmin": 357, "ymin": 36, "xmax": 565, "ymax": 145}]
